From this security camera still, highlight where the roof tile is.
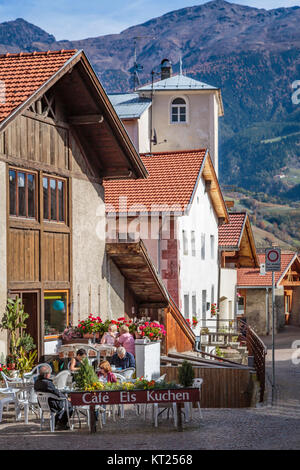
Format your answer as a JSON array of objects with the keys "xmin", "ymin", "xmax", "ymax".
[
  {"xmin": 104, "ymin": 149, "xmax": 207, "ymax": 213},
  {"xmin": 218, "ymin": 212, "xmax": 246, "ymax": 248},
  {"xmin": 0, "ymin": 49, "xmax": 77, "ymax": 123}
]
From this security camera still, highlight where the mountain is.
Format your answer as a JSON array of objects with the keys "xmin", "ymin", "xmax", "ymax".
[{"xmin": 0, "ymin": 0, "xmax": 299, "ymax": 201}]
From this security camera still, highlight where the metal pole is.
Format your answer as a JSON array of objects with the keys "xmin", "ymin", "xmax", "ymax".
[{"xmin": 272, "ymin": 271, "xmax": 275, "ymax": 405}]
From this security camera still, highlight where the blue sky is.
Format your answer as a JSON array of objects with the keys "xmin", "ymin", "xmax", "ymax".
[{"xmin": 0, "ymin": 0, "xmax": 299, "ymax": 40}]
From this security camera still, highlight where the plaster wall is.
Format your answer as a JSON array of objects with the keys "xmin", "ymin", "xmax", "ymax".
[
  {"xmin": 219, "ymin": 268, "xmax": 237, "ymax": 319},
  {"xmin": 72, "ymin": 178, "xmax": 124, "ymax": 325},
  {"xmin": 177, "ymin": 176, "xmax": 219, "ymax": 333},
  {"xmin": 150, "ymin": 91, "xmax": 219, "ymax": 174},
  {"xmin": 0, "ymin": 161, "xmax": 7, "ymax": 357},
  {"xmin": 290, "ymin": 286, "xmax": 300, "ymax": 326}
]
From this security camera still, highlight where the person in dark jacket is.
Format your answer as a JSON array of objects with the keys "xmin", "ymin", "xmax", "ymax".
[
  {"xmin": 110, "ymin": 346, "xmax": 135, "ymax": 370},
  {"xmin": 34, "ymin": 365, "xmax": 73, "ymax": 430}
]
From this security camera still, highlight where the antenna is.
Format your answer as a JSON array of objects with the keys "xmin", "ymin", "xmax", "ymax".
[{"xmin": 132, "ymin": 35, "xmax": 156, "ymax": 91}]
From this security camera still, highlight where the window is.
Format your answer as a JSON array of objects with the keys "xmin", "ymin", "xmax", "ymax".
[
  {"xmin": 43, "ymin": 175, "xmax": 66, "ymax": 223},
  {"xmin": 9, "ymin": 169, "xmax": 36, "ymax": 218},
  {"xmin": 184, "ymin": 294, "xmax": 190, "ymax": 319},
  {"xmin": 202, "ymin": 290, "xmax": 207, "ymax": 326},
  {"xmin": 211, "ymin": 284, "xmax": 215, "ymax": 304},
  {"xmin": 237, "ymin": 296, "xmax": 245, "ymax": 315},
  {"xmin": 171, "ymin": 97, "xmax": 187, "ymax": 123},
  {"xmin": 44, "ymin": 290, "xmax": 69, "ymax": 337},
  {"xmin": 210, "ymin": 235, "xmax": 215, "ymax": 259},
  {"xmin": 182, "ymin": 230, "xmax": 188, "ymax": 255},
  {"xmin": 191, "ymin": 231, "xmax": 196, "ymax": 257},
  {"xmin": 192, "ymin": 294, "xmax": 197, "ymax": 317},
  {"xmin": 201, "ymin": 233, "xmax": 206, "ymax": 260}
]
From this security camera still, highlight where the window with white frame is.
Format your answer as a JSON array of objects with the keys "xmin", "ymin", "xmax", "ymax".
[
  {"xmin": 201, "ymin": 233, "xmax": 206, "ymax": 260},
  {"xmin": 183, "ymin": 230, "xmax": 188, "ymax": 255},
  {"xmin": 171, "ymin": 97, "xmax": 187, "ymax": 123},
  {"xmin": 202, "ymin": 290, "xmax": 207, "ymax": 326},
  {"xmin": 192, "ymin": 294, "xmax": 197, "ymax": 317},
  {"xmin": 210, "ymin": 235, "xmax": 215, "ymax": 259},
  {"xmin": 191, "ymin": 231, "xmax": 196, "ymax": 257},
  {"xmin": 184, "ymin": 294, "xmax": 190, "ymax": 319}
]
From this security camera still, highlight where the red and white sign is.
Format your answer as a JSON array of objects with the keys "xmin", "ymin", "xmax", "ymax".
[{"xmin": 265, "ymin": 248, "xmax": 281, "ymax": 272}]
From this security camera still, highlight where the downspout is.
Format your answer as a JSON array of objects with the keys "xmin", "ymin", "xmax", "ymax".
[
  {"xmin": 217, "ymin": 248, "xmax": 221, "ymax": 331},
  {"xmin": 266, "ymin": 287, "xmax": 270, "ymax": 335}
]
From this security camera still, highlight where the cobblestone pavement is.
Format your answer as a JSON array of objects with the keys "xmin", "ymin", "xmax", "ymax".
[{"xmin": 0, "ymin": 326, "xmax": 299, "ymax": 450}]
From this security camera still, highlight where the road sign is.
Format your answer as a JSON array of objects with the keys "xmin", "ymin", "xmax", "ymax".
[{"xmin": 265, "ymin": 247, "xmax": 281, "ymax": 272}]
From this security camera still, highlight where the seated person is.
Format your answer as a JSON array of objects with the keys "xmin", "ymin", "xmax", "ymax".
[
  {"xmin": 101, "ymin": 324, "xmax": 118, "ymax": 346},
  {"xmin": 34, "ymin": 365, "xmax": 73, "ymax": 430},
  {"xmin": 116, "ymin": 325, "xmax": 135, "ymax": 356},
  {"xmin": 69, "ymin": 348, "xmax": 87, "ymax": 372},
  {"xmin": 110, "ymin": 346, "xmax": 135, "ymax": 370},
  {"xmin": 97, "ymin": 360, "xmax": 117, "ymax": 383}
]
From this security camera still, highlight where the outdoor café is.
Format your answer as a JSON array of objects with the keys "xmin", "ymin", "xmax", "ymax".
[{"xmin": 0, "ymin": 312, "xmax": 203, "ymax": 433}]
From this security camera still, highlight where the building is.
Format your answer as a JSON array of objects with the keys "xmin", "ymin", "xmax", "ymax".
[
  {"xmin": 0, "ymin": 49, "xmax": 149, "ymax": 358},
  {"xmin": 104, "ymin": 148, "xmax": 228, "ymax": 333},
  {"xmin": 237, "ymin": 251, "xmax": 300, "ymax": 335},
  {"xmin": 108, "ymin": 59, "xmax": 224, "ymax": 175},
  {"xmin": 218, "ymin": 211, "xmax": 258, "ymax": 321}
]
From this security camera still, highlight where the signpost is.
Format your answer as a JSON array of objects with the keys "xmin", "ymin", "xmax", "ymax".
[{"xmin": 265, "ymin": 247, "xmax": 281, "ymax": 405}]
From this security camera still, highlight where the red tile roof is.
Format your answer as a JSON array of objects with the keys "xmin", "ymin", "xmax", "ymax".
[
  {"xmin": 0, "ymin": 50, "xmax": 77, "ymax": 123},
  {"xmin": 237, "ymin": 252, "xmax": 297, "ymax": 287},
  {"xmin": 104, "ymin": 149, "xmax": 207, "ymax": 213},
  {"xmin": 218, "ymin": 212, "xmax": 246, "ymax": 248}
]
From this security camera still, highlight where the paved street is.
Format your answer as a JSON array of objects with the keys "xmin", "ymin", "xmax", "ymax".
[{"xmin": 0, "ymin": 325, "xmax": 299, "ymax": 450}]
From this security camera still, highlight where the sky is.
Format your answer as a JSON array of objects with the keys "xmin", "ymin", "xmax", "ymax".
[{"xmin": 0, "ymin": 0, "xmax": 299, "ymax": 40}]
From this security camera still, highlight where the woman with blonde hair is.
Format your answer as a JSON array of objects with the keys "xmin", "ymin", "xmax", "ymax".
[
  {"xmin": 97, "ymin": 360, "xmax": 117, "ymax": 383},
  {"xmin": 116, "ymin": 324, "xmax": 135, "ymax": 356},
  {"xmin": 101, "ymin": 323, "xmax": 118, "ymax": 346}
]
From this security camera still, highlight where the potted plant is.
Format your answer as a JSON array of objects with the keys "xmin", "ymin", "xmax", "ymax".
[
  {"xmin": 178, "ymin": 360, "xmax": 194, "ymax": 387},
  {"xmin": 192, "ymin": 316, "xmax": 198, "ymax": 329},
  {"xmin": 60, "ymin": 326, "xmax": 82, "ymax": 344},
  {"xmin": 200, "ymin": 327, "xmax": 210, "ymax": 343},
  {"xmin": 137, "ymin": 321, "xmax": 166, "ymax": 342},
  {"xmin": 211, "ymin": 303, "xmax": 218, "ymax": 316},
  {"xmin": 0, "ymin": 298, "xmax": 29, "ymax": 363},
  {"xmin": 76, "ymin": 315, "xmax": 102, "ymax": 339},
  {"xmin": 16, "ymin": 347, "xmax": 38, "ymax": 380}
]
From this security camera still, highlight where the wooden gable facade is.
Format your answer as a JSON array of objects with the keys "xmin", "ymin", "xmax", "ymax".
[{"xmin": 0, "ymin": 50, "xmax": 147, "ymax": 358}]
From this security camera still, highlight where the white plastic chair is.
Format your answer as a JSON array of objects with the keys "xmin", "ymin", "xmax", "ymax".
[
  {"xmin": 0, "ymin": 371, "xmax": 23, "ymax": 388},
  {"xmin": 36, "ymin": 392, "xmax": 71, "ymax": 432},
  {"xmin": 142, "ymin": 374, "xmax": 167, "ymax": 419},
  {"xmin": 184, "ymin": 378, "xmax": 203, "ymax": 422},
  {"xmin": 23, "ymin": 363, "xmax": 53, "ymax": 382},
  {"xmin": 0, "ymin": 387, "xmax": 29, "ymax": 424},
  {"xmin": 52, "ymin": 371, "xmax": 72, "ymax": 390},
  {"xmin": 117, "ymin": 368, "xmax": 135, "ymax": 380}
]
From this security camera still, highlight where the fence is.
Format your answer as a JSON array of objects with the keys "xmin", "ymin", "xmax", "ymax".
[
  {"xmin": 238, "ymin": 319, "xmax": 267, "ymax": 402},
  {"xmin": 161, "ymin": 365, "xmax": 254, "ymax": 408}
]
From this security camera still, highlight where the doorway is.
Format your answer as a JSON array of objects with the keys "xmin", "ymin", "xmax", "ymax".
[{"xmin": 9, "ymin": 291, "xmax": 40, "ymax": 356}]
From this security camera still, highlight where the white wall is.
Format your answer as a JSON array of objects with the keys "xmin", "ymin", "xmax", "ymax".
[
  {"xmin": 219, "ymin": 268, "xmax": 237, "ymax": 320},
  {"xmin": 122, "ymin": 110, "xmax": 151, "ymax": 155},
  {"xmin": 177, "ymin": 176, "xmax": 219, "ymax": 334},
  {"xmin": 0, "ymin": 161, "xmax": 7, "ymax": 356}
]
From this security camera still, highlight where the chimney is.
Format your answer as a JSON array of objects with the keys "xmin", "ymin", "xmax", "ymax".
[{"xmin": 161, "ymin": 59, "xmax": 172, "ymax": 80}]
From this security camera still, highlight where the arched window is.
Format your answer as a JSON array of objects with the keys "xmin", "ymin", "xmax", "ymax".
[{"xmin": 171, "ymin": 97, "xmax": 187, "ymax": 123}]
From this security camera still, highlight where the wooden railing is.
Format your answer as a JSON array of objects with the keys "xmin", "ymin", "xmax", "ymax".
[
  {"xmin": 238, "ymin": 319, "xmax": 267, "ymax": 402},
  {"xmin": 164, "ymin": 297, "xmax": 195, "ymax": 354}
]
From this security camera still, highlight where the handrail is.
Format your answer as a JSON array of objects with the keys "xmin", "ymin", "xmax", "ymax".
[
  {"xmin": 168, "ymin": 297, "xmax": 195, "ymax": 344},
  {"xmin": 238, "ymin": 319, "xmax": 267, "ymax": 402}
]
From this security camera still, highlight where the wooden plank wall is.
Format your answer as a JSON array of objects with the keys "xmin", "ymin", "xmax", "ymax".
[
  {"xmin": 161, "ymin": 366, "xmax": 253, "ymax": 408},
  {"xmin": 3, "ymin": 115, "xmax": 69, "ymax": 171},
  {"xmin": 42, "ymin": 232, "xmax": 70, "ymax": 282},
  {"xmin": 165, "ymin": 305, "xmax": 195, "ymax": 354},
  {"xmin": 8, "ymin": 228, "xmax": 40, "ymax": 282}
]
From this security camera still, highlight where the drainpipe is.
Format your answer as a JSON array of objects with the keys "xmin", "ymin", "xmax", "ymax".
[
  {"xmin": 266, "ymin": 287, "xmax": 270, "ymax": 335},
  {"xmin": 217, "ymin": 248, "xmax": 221, "ymax": 332}
]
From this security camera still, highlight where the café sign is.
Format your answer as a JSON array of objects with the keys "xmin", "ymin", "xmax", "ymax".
[{"xmin": 69, "ymin": 388, "xmax": 199, "ymax": 406}]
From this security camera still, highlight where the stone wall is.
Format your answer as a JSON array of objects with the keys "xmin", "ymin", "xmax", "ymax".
[{"xmin": 245, "ymin": 287, "xmax": 284, "ymax": 335}]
